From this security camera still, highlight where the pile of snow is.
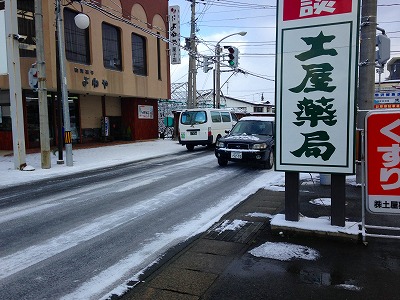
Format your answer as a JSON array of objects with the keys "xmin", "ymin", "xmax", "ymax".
[
  {"xmin": 249, "ymin": 242, "xmax": 320, "ymax": 261},
  {"xmin": 213, "ymin": 219, "xmax": 248, "ymax": 234},
  {"xmin": 271, "ymin": 214, "xmax": 360, "ymax": 236},
  {"xmin": 309, "ymin": 198, "xmax": 332, "ymax": 206},
  {"xmin": 246, "ymin": 212, "xmax": 274, "ymax": 219}
]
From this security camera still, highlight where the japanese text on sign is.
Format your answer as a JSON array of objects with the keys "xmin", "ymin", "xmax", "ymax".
[
  {"xmin": 138, "ymin": 105, "xmax": 154, "ymax": 119},
  {"xmin": 168, "ymin": 6, "xmax": 181, "ymax": 65},
  {"xmin": 289, "ymin": 31, "xmax": 337, "ymax": 162},
  {"xmin": 275, "ymin": 0, "xmax": 359, "ymax": 174},
  {"xmin": 366, "ymin": 111, "xmax": 400, "ymax": 215},
  {"xmin": 283, "ymin": 0, "xmax": 352, "ymax": 21}
]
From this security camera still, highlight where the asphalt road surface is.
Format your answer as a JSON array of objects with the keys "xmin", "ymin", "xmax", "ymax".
[{"xmin": 0, "ymin": 149, "xmax": 275, "ymax": 300}]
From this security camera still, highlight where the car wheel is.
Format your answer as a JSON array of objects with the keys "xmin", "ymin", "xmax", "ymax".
[
  {"xmin": 263, "ymin": 150, "xmax": 274, "ymax": 169},
  {"xmin": 186, "ymin": 144, "xmax": 195, "ymax": 151},
  {"xmin": 218, "ymin": 158, "xmax": 228, "ymax": 167}
]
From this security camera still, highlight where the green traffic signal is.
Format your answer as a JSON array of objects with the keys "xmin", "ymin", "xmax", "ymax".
[{"xmin": 227, "ymin": 46, "xmax": 238, "ymax": 68}]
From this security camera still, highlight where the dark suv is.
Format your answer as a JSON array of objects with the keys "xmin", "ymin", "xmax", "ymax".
[{"xmin": 215, "ymin": 116, "xmax": 275, "ymax": 169}]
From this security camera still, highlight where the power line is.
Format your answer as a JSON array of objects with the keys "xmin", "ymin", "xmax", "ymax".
[
  {"xmin": 197, "ymin": 15, "xmax": 275, "ymax": 23},
  {"xmin": 200, "ymin": 25, "xmax": 276, "ymax": 29},
  {"xmin": 79, "ymin": 0, "xmax": 203, "ymax": 61},
  {"xmin": 196, "ymin": 0, "xmax": 275, "ymax": 9},
  {"xmin": 378, "ymin": 3, "xmax": 400, "ymax": 7}
]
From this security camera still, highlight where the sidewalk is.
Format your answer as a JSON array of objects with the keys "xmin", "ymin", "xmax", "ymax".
[
  {"xmin": 3, "ymin": 141, "xmax": 400, "ymax": 299},
  {"xmin": 120, "ymin": 181, "xmax": 400, "ymax": 300},
  {"xmin": 120, "ymin": 188, "xmax": 285, "ymax": 300}
]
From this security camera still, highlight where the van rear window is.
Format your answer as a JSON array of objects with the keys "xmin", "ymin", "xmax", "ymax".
[
  {"xmin": 231, "ymin": 112, "xmax": 238, "ymax": 122},
  {"xmin": 221, "ymin": 112, "xmax": 231, "ymax": 122},
  {"xmin": 181, "ymin": 111, "xmax": 207, "ymax": 125}
]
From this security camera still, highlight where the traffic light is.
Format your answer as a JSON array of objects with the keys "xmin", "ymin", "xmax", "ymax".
[
  {"xmin": 203, "ymin": 56, "xmax": 213, "ymax": 73},
  {"xmin": 376, "ymin": 34, "xmax": 390, "ymax": 65},
  {"xmin": 227, "ymin": 46, "xmax": 239, "ymax": 68}
]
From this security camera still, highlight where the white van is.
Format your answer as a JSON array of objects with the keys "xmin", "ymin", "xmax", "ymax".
[{"xmin": 178, "ymin": 108, "xmax": 238, "ymax": 151}]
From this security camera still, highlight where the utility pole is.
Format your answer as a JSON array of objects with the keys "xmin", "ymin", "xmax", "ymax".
[
  {"xmin": 187, "ymin": 0, "xmax": 197, "ymax": 108},
  {"xmin": 35, "ymin": 0, "xmax": 51, "ymax": 169},
  {"xmin": 357, "ymin": 0, "xmax": 377, "ymax": 182},
  {"xmin": 56, "ymin": 0, "xmax": 73, "ymax": 166},
  {"xmin": 5, "ymin": 0, "xmax": 27, "ymax": 170},
  {"xmin": 215, "ymin": 44, "xmax": 221, "ymax": 108}
]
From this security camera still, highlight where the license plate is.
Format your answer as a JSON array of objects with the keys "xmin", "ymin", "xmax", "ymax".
[
  {"xmin": 190, "ymin": 131, "xmax": 197, "ymax": 135},
  {"xmin": 231, "ymin": 152, "xmax": 242, "ymax": 159}
]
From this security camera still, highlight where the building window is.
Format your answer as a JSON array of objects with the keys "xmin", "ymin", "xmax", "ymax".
[
  {"xmin": 0, "ymin": 90, "xmax": 11, "ymax": 130},
  {"xmin": 102, "ymin": 23, "xmax": 122, "ymax": 70},
  {"xmin": 132, "ymin": 33, "xmax": 147, "ymax": 76},
  {"xmin": 17, "ymin": 0, "xmax": 35, "ymax": 57},
  {"xmin": 64, "ymin": 8, "xmax": 90, "ymax": 65},
  {"xmin": 254, "ymin": 106, "xmax": 263, "ymax": 113}
]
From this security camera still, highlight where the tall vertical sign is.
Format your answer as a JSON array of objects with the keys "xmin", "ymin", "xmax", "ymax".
[
  {"xmin": 275, "ymin": 0, "xmax": 360, "ymax": 174},
  {"xmin": 168, "ymin": 5, "xmax": 181, "ymax": 65}
]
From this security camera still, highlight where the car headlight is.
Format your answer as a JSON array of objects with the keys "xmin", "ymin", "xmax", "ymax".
[
  {"xmin": 216, "ymin": 141, "xmax": 225, "ymax": 148},
  {"xmin": 252, "ymin": 143, "xmax": 267, "ymax": 150}
]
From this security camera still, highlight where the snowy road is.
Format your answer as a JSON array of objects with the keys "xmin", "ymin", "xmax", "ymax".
[{"xmin": 0, "ymin": 150, "xmax": 279, "ymax": 299}]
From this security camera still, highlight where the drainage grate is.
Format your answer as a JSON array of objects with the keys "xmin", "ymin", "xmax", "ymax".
[{"xmin": 205, "ymin": 220, "xmax": 264, "ymax": 244}]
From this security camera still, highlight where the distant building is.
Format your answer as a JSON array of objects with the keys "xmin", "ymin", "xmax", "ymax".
[
  {"xmin": 170, "ymin": 87, "xmax": 275, "ymax": 114},
  {"xmin": 374, "ymin": 57, "xmax": 400, "ymax": 109},
  {"xmin": 0, "ymin": 0, "xmax": 171, "ymax": 150},
  {"xmin": 224, "ymin": 97, "xmax": 275, "ymax": 114},
  {"xmin": 387, "ymin": 57, "xmax": 400, "ymax": 80}
]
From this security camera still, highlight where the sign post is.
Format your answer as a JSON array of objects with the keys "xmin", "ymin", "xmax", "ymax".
[
  {"xmin": 365, "ymin": 110, "xmax": 400, "ymax": 214},
  {"xmin": 275, "ymin": 0, "xmax": 360, "ymax": 225}
]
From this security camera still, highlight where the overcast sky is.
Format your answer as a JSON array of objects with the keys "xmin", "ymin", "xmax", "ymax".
[{"xmin": 169, "ymin": 0, "xmax": 400, "ymax": 103}]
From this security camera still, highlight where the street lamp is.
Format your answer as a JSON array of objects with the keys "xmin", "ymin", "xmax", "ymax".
[
  {"xmin": 74, "ymin": 13, "xmax": 90, "ymax": 30},
  {"xmin": 214, "ymin": 31, "xmax": 247, "ymax": 108}
]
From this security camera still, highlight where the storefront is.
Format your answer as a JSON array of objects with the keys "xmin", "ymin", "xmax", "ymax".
[{"xmin": 0, "ymin": 89, "xmax": 160, "ymax": 150}]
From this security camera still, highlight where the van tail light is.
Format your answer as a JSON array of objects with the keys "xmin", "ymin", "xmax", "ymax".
[{"xmin": 208, "ymin": 127, "xmax": 212, "ymax": 136}]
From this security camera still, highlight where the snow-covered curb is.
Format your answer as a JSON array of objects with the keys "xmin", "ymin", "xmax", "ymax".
[{"xmin": 270, "ymin": 214, "xmax": 360, "ymax": 240}]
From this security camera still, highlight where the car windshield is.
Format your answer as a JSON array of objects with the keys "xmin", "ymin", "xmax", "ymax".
[
  {"xmin": 180, "ymin": 111, "xmax": 207, "ymax": 125},
  {"xmin": 230, "ymin": 120, "xmax": 273, "ymax": 136}
]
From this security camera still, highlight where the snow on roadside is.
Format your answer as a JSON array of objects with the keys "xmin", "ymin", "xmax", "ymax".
[
  {"xmin": 0, "ymin": 140, "xmax": 185, "ymax": 188},
  {"xmin": 246, "ymin": 212, "xmax": 274, "ymax": 219},
  {"xmin": 214, "ymin": 219, "xmax": 248, "ymax": 234}
]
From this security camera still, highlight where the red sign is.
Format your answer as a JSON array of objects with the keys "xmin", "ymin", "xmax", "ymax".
[
  {"xmin": 366, "ymin": 110, "xmax": 400, "ymax": 214},
  {"xmin": 283, "ymin": 0, "xmax": 353, "ymax": 21}
]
